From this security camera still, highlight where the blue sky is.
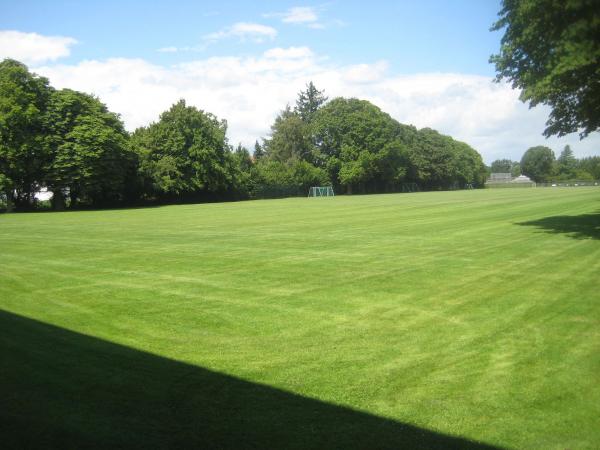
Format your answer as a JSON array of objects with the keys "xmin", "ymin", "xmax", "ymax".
[
  {"xmin": 2, "ymin": 1, "xmax": 502, "ymax": 73},
  {"xmin": 1, "ymin": 0, "xmax": 598, "ymax": 162}
]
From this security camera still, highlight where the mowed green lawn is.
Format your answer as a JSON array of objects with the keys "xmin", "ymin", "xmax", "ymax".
[{"xmin": 1, "ymin": 188, "xmax": 599, "ymax": 449}]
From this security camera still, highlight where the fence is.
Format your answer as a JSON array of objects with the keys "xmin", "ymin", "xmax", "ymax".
[
  {"xmin": 537, "ymin": 180, "xmax": 600, "ymax": 187},
  {"xmin": 485, "ymin": 182, "xmax": 535, "ymax": 188}
]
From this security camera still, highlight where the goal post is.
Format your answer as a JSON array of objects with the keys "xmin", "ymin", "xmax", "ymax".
[{"xmin": 308, "ymin": 186, "xmax": 335, "ymax": 197}]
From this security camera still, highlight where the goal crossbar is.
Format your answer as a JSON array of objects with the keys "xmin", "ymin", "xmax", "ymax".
[{"xmin": 308, "ymin": 186, "xmax": 335, "ymax": 197}]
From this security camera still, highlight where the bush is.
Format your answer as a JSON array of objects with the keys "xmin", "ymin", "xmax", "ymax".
[{"xmin": 252, "ymin": 159, "xmax": 330, "ymax": 198}]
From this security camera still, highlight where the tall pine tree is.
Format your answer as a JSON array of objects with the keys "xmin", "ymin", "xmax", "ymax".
[{"xmin": 294, "ymin": 81, "xmax": 327, "ymax": 123}]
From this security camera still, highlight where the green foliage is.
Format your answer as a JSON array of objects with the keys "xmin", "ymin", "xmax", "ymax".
[
  {"xmin": 338, "ymin": 142, "xmax": 408, "ymax": 193},
  {"xmin": 490, "ymin": 159, "xmax": 512, "ymax": 173},
  {"xmin": 0, "ymin": 59, "xmax": 493, "ymax": 210},
  {"xmin": 312, "ymin": 98, "xmax": 416, "ymax": 191},
  {"xmin": 53, "ymin": 114, "xmax": 132, "ymax": 207},
  {"xmin": 573, "ymin": 169, "xmax": 595, "ymax": 181},
  {"xmin": 253, "ymin": 140, "xmax": 265, "ymax": 160},
  {"xmin": 308, "ymin": 97, "xmax": 486, "ymax": 192},
  {"xmin": 577, "ymin": 156, "xmax": 600, "ymax": 179},
  {"xmin": 491, "ymin": 0, "xmax": 600, "ymax": 137},
  {"xmin": 45, "ymin": 89, "xmax": 134, "ymax": 208},
  {"xmin": 131, "ymin": 100, "xmax": 231, "ymax": 198},
  {"xmin": 290, "ymin": 159, "xmax": 330, "ymax": 191},
  {"xmin": 228, "ymin": 144, "xmax": 254, "ymax": 199},
  {"xmin": 252, "ymin": 158, "xmax": 329, "ymax": 198},
  {"xmin": 520, "ymin": 145, "xmax": 556, "ymax": 182},
  {"xmin": 233, "ymin": 144, "xmax": 253, "ymax": 172},
  {"xmin": 294, "ymin": 81, "xmax": 327, "ymax": 123},
  {"xmin": 556, "ymin": 145, "xmax": 578, "ymax": 179},
  {"xmin": 511, "ymin": 161, "xmax": 522, "ymax": 177},
  {"xmin": 0, "ymin": 172, "xmax": 8, "ymax": 210},
  {"xmin": 0, "ymin": 60, "xmax": 137, "ymax": 210},
  {"xmin": 263, "ymin": 106, "xmax": 313, "ymax": 163},
  {"xmin": 490, "ymin": 159, "xmax": 521, "ymax": 177},
  {"xmin": 406, "ymin": 128, "xmax": 486, "ymax": 189},
  {"xmin": 0, "ymin": 59, "xmax": 51, "ymax": 207},
  {"xmin": 450, "ymin": 140, "xmax": 488, "ymax": 187},
  {"xmin": 312, "ymin": 98, "xmax": 416, "ymax": 161},
  {"xmin": 408, "ymin": 128, "xmax": 452, "ymax": 188}
]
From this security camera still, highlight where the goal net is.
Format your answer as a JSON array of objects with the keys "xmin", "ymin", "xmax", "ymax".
[{"xmin": 308, "ymin": 186, "xmax": 335, "ymax": 197}]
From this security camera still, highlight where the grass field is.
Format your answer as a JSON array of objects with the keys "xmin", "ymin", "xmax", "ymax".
[{"xmin": 1, "ymin": 188, "xmax": 599, "ymax": 449}]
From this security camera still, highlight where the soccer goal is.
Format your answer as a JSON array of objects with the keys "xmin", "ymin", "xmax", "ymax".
[{"xmin": 308, "ymin": 186, "xmax": 335, "ymax": 197}]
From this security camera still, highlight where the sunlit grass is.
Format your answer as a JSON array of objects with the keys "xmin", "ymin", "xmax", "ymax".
[{"xmin": 1, "ymin": 188, "xmax": 599, "ymax": 448}]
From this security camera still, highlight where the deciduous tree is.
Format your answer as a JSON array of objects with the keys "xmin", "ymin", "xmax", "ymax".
[
  {"xmin": 312, "ymin": 97, "xmax": 416, "ymax": 191},
  {"xmin": 131, "ymin": 100, "xmax": 230, "ymax": 199},
  {"xmin": 520, "ymin": 145, "xmax": 556, "ymax": 182},
  {"xmin": 45, "ymin": 89, "xmax": 134, "ymax": 208},
  {"xmin": 491, "ymin": 0, "xmax": 600, "ymax": 137},
  {"xmin": 0, "ymin": 59, "xmax": 51, "ymax": 209},
  {"xmin": 263, "ymin": 106, "xmax": 314, "ymax": 163},
  {"xmin": 491, "ymin": 158, "xmax": 521, "ymax": 177},
  {"xmin": 490, "ymin": 159, "xmax": 512, "ymax": 173},
  {"xmin": 577, "ymin": 156, "xmax": 600, "ymax": 180}
]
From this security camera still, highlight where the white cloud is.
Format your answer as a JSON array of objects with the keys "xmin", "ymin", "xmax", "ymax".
[
  {"xmin": 34, "ymin": 49, "xmax": 600, "ymax": 163},
  {"xmin": 157, "ymin": 46, "xmax": 178, "ymax": 53},
  {"xmin": 265, "ymin": 6, "xmax": 328, "ymax": 29},
  {"xmin": 157, "ymin": 23, "xmax": 278, "ymax": 53},
  {"xmin": 0, "ymin": 30, "xmax": 76, "ymax": 64},
  {"xmin": 204, "ymin": 22, "xmax": 277, "ymax": 44},
  {"xmin": 282, "ymin": 7, "xmax": 318, "ymax": 24},
  {"xmin": 343, "ymin": 61, "xmax": 389, "ymax": 83},
  {"xmin": 263, "ymin": 46, "xmax": 314, "ymax": 59}
]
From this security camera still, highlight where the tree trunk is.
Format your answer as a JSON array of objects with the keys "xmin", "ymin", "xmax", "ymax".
[
  {"xmin": 69, "ymin": 190, "xmax": 78, "ymax": 208},
  {"xmin": 24, "ymin": 190, "xmax": 33, "ymax": 209},
  {"xmin": 52, "ymin": 189, "xmax": 65, "ymax": 211},
  {"xmin": 5, "ymin": 190, "xmax": 14, "ymax": 212}
]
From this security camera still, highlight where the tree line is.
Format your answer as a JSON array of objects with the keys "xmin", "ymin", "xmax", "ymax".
[
  {"xmin": 490, "ymin": 146, "xmax": 600, "ymax": 183},
  {"xmin": 1, "ymin": 59, "xmax": 488, "ymax": 212}
]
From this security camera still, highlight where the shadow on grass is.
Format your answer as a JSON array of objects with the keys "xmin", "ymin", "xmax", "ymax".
[
  {"xmin": 517, "ymin": 212, "xmax": 600, "ymax": 240},
  {"xmin": 0, "ymin": 310, "xmax": 498, "ymax": 449},
  {"xmin": 0, "ymin": 203, "xmax": 166, "ymax": 215}
]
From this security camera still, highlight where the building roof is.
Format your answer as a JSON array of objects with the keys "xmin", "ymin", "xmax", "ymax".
[{"xmin": 511, "ymin": 175, "xmax": 534, "ymax": 183}]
